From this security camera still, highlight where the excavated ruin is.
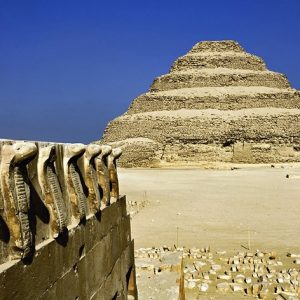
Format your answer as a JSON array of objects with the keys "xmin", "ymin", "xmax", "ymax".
[{"xmin": 101, "ymin": 40, "xmax": 300, "ymax": 167}]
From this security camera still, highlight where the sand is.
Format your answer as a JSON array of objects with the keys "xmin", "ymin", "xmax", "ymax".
[{"xmin": 119, "ymin": 166, "xmax": 300, "ymax": 253}]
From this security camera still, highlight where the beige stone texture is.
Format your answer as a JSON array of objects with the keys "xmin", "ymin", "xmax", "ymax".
[
  {"xmin": 77, "ymin": 144, "xmax": 101, "ymax": 215},
  {"xmin": 33, "ymin": 145, "xmax": 68, "ymax": 238},
  {"xmin": 108, "ymin": 148, "xmax": 122, "ymax": 202},
  {"xmin": 100, "ymin": 40, "xmax": 300, "ymax": 167},
  {"xmin": 0, "ymin": 197, "xmax": 135, "ymax": 300},
  {"xmin": 95, "ymin": 145, "xmax": 112, "ymax": 207},
  {"xmin": 63, "ymin": 143, "xmax": 87, "ymax": 223},
  {"xmin": 0, "ymin": 143, "xmax": 37, "ymax": 259},
  {"xmin": 0, "ymin": 139, "xmax": 136, "ymax": 299}
]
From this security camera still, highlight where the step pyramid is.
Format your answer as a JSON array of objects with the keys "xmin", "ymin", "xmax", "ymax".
[{"xmin": 100, "ymin": 40, "xmax": 300, "ymax": 167}]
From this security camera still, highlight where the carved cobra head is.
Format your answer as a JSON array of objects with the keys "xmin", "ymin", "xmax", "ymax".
[
  {"xmin": 13, "ymin": 142, "xmax": 37, "ymax": 164},
  {"xmin": 100, "ymin": 145, "xmax": 112, "ymax": 157},
  {"xmin": 85, "ymin": 144, "xmax": 101, "ymax": 161}
]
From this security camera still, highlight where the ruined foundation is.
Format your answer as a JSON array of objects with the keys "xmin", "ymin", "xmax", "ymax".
[{"xmin": 0, "ymin": 139, "xmax": 137, "ymax": 300}]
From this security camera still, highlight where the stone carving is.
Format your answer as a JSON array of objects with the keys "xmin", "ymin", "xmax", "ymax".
[
  {"xmin": 0, "ymin": 139, "xmax": 134, "ymax": 299},
  {"xmin": 77, "ymin": 144, "xmax": 101, "ymax": 214},
  {"xmin": 107, "ymin": 148, "xmax": 122, "ymax": 202},
  {"xmin": 63, "ymin": 144, "xmax": 86, "ymax": 222},
  {"xmin": 37, "ymin": 145, "xmax": 67, "ymax": 238},
  {"xmin": 0, "ymin": 142, "xmax": 37, "ymax": 258},
  {"xmin": 0, "ymin": 139, "xmax": 123, "ymax": 263},
  {"xmin": 95, "ymin": 145, "xmax": 112, "ymax": 207},
  {"xmin": 100, "ymin": 40, "xmax": 300, "ymax": 167}
]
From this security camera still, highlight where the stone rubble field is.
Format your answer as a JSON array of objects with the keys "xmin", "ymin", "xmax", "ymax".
[
  {"xmin": 135, "ymin": 246, "xmax": 300, "ymax": 299},
  {"xmin": 120, "ymin": 167, "xmax": 300, "ymax": 299}
]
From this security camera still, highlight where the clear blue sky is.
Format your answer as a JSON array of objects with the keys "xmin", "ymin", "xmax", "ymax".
[{"xmin": 0, "ymin": 0, "xmax": 299, "ymax": 143}]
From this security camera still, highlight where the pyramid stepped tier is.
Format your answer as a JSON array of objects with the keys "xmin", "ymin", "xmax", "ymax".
[
  {"xmin": 102, "ymin": 108, "xmax": 300, "ymax": 166},
  {"xmin": 127, "ymin": 87, "xmax": 300, "ymax": 113},
  {"xmin": 100, "ymin": 40, "xmax": 300, "ymax": 167},
  {"xmin": 150, "ymin": 69, "xmax": 290, "ymax": 91},
  {"xmin": 105, "ymin": 108, "xmax": 300, "ymax": 144},
  {"xmin": 189, "ymin": 40, "xmax": 245, "ymax": 53},
  {"xmin": 171, "ymin": 52, "xmax": 267, "ymax": 72}
]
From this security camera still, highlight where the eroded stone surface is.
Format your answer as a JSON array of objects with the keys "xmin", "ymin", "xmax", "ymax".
[
  {"xmin": 100, "ymin": 40, "xmax": 300, "ymax": 167},
  {"xmin": 0, "ymin": 139, "xmax": 132, "ymax": 299},
  {"xmin": 77, "ymin": 144, "xmax": 102, "ymax": 214},
  {"xmin": 35, "ymin": 145, "xmax": 67, "ymax": 238},
  {"xmin": 63, "ymin": 143, "xmax": 86, "ymax": 223},
  {"xmin": 0, "ymin": 142, "xmax": 37, "ymax": 258},
  {"xmin": 0, "ymin": 140, "xmax": 123, "ymax": 261},
  {"xmin": 96, "ymin": 145, "xmax": 112, "ymax": 207},
  {"xmin": 135, "ymin": 246, "xmax": 300, "ymax": 299}
]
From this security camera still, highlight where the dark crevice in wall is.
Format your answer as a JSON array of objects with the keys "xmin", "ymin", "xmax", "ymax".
[
  {"xmin": 0, "ymin": 215, "xmax": 10, "ymax": 243},
  {"xmin": 222, "ymin": 140, "xmax": 235, "ymax": 147},
  {"xmin": 55, "ymin": 228, "xmax": 69, "ymax": 247}
]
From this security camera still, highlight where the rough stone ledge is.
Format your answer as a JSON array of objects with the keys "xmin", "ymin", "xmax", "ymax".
[{"xmin": 0, "ymin": 197, "xmax": 136, "ymax": 300}]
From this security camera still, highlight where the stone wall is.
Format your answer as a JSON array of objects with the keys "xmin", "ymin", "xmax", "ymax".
[
  {"xmin": 0, "ymin": 139, "xmax": 137, "ymax": 300},
  {"xmin": 103, "ymin": 109, "xmax": 300, "ymax": 166}
]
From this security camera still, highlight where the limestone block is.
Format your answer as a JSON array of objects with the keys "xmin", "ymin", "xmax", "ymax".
[
  {"xmin": 151, "ymin": 69, "xmax": 290, "ymax": 92},
  {"xmin": 198, "ymin": 282, "xmax": 209, "ymax": 292},
  {"xmin": 230, "ymin": 283, "xmax": 243, "ymax": 292},
  {"xmin": 252, "ymin": 283, "xmax": 262, "ymax": 295},
  {"xmin": 293, "ymin": 259, "xmax": 300, "ymax": 265},
  {"xmin": 217, "ymin": 274, "xmax": 231, "ymax": 280},
  {"xmin": 216, "ymin": 282, "xmax": 230, "ymax": 292}
]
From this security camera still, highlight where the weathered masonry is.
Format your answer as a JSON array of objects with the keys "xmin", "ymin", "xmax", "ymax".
[
  {"xmin": 0, "ymin": 139, "xmax": 137, "ymax": 300},
  {"xmin": 101, "ymin": 40, "xmax": 300, "ymax": 167}
]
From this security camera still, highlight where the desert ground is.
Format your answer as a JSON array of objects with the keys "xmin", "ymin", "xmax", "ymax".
[{"xmin": 119, "ymin": 165, "xmax": 300, "ymax": 299}]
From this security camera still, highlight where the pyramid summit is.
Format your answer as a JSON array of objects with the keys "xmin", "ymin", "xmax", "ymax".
[{"xmin": 100, "ymin": 40, "xmax": 300, "ymax": 167}]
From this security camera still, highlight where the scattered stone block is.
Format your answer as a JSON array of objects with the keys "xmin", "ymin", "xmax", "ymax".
[
  {"xmin": 194, "ymin": 261, "xmax": 206, "ymax": 270},
  {"xmin": 245, "ymin": 277, "xmax": 252, "ymax": 284},
  {"xmin": 259, "ymin": 285, "xmax": 269, "ymax": 299},
  {"xmin": 231, "ymin": 264, "xmax": 237, "ymax": 272},
  {"xmin": 199, "ymin": 282, "xmax": 209, "ymax": 292},
  {"xmin": 230, "ymin": 283, "xmax": 243, "ymax": 292},
  {"xmin": 217, "ymin": 274, "xmax": 231, "ymax": 280},
  {"xmin": 186, "ymin": 279, "xmax": 196, "ymax": 289},
  {"xmin": 287, "ymin": 253, "xmax": 300, "ymax": 258},
  {"xmin": 256, "ymin": 251, "xmax": 265, "ymax": 259},
  {"xmin": 252, "ymin": 283, "xmax": 262, "ymax": 295},
  {"xmin": 216, "ymin": 282, "xmax": 230, "ymax": 293},
  {"xmin": 211, "ymin": 264, "xmax": 221, "ymax": 271},
  {"xmin": 293, "ymin": 259, "xmax": 300, "ymax": 265},
  {"xmin": 234, "ymin": 274, "xmax": 245, "ymax": 283},
  {"xmin": 277, "ymin": 278, "xmax": 284, "ymax": 284}
]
